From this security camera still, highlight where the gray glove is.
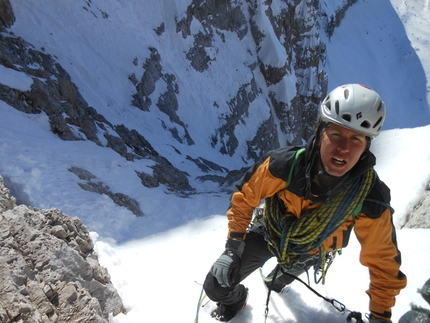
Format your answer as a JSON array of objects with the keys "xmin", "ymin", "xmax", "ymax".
[{"xmin": 210, "ymin": 239, "xmax": 245, "ymax": 288}]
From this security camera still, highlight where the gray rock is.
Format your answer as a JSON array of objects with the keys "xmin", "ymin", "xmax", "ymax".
[
  {"xmin": 0, "ymin": 175, "xmax": 126, "ymax": 322},
  {"xmin": 399, "ymin": 278, "xmax": 430, "ymax": 323},
  {"xmin": 398, "ymin": 306, "xmax": 430, "ymax": 323},
  {"xmin": 403, "ymin": 181, "xmax": 430, "ymax": 228},
  {"xmin": 0, "ymin": 0, "xmax": 14, "ymax": 28}
]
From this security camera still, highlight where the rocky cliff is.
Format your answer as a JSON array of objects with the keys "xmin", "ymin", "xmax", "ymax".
[
  {"xmin": 0, "ymin": 0, "xmax": 341, "ymax": 194},
  {"xmin": 0, "ymin": 175, "xmax": 125, "ymax": 322}
]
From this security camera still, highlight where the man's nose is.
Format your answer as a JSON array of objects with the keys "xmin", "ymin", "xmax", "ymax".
[{"xmin": 337, "ymin": 137, "xmax": 349, "ymax": 152}]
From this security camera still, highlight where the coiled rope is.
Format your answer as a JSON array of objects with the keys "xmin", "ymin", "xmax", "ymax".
[{"xmin": 264, "ymin": 165, "xmax": 375, "ymax": 284}]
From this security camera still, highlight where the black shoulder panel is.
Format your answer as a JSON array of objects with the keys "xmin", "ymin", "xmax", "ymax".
[
  {"xmin": 267, "ymin": 146, "xmax": 302, "ymax": 181},
  {"xmin": 232, "ymin": 146, "xmax": 302, "ymax": 193}
]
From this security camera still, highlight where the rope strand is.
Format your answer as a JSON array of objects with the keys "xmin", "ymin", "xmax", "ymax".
[{"xmin": 264, "ymin": 168, "xmax": 375, "ymax": 283}]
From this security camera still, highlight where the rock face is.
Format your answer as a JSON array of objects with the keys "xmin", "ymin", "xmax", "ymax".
[
  {"xmin": 0, "ymin": 0, "xmax": 377, "ymax": 198},
  {"xmin": 0, "ymin": 175, "xmax": 125, "ymax": 322},
  {"xmin": 402, "ymin": 181, "xmax": 430, "ymax": 229},
  {"xmin": 0, "ymin": 0, "xmax": 14, "ymax": 28},
  {"xmin": 398, "ymin": 278, "xmax": 430, "ymax": 323},
  {"xmin": 0, "ymin": 29, "xmax": 194, "ymax": 202},
  {"xmin": 0, "ymin": 0, "xmax": 332, "ymax": 189}
]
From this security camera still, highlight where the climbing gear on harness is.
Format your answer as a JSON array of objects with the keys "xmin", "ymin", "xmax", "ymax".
[{"xmin": 263, "ymin": 148, "xmax": 375, "ymax": 284}]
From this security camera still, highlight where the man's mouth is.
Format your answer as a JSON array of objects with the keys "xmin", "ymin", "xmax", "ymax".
[{"xmin": 332, "ymin": 157, "xmax": 346, "ymax": 165}]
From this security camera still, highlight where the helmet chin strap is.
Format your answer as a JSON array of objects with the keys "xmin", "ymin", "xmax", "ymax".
[
  {"xmin": 312, "ymin": 150, "xmax": 348, "ymax": 194},
  {"xmin": 315, "ymin": 151, "xmax": 330, "ymax": 177}
]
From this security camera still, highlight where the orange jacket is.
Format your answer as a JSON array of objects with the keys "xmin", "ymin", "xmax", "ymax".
[{"xmin": 226, "ymin": 143, "xmax": 406, "ymax": 318}]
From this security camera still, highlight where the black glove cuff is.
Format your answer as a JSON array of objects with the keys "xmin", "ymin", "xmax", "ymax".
[
  {"xmin": 370, "ymin": 311, "xmax": 392, "ymax": 320},
  {"xmin": 225, "ymin": 239, "xmax": 245, "ymax": 257},
  {"xmin": 368, "ymin": 312, "xmax": 392, "ymax": 322}
]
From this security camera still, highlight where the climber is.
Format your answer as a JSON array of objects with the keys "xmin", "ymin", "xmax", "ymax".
[{"xmin": 203, "ymin": 84, "xmax": 407, "ymax": 322}]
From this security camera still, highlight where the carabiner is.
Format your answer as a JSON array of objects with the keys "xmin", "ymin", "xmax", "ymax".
[{"xmin": 330, "ymin": 298, "xmax": 346, "ymax": 312}]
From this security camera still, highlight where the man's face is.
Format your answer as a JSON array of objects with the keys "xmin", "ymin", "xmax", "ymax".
[{"xmin": 319, "ymin": 123, "xmax": 368, "ymax": 177}]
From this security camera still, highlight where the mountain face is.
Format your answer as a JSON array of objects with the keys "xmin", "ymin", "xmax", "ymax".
[{"xmin": 0, "ymin": 0, "xmax": 347, "ymax": 194}]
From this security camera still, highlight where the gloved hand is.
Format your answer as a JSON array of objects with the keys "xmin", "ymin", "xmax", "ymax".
[
  {"xmin": 367, "ymin": 313, "xmax": 392, "ymax": 323},
  {"xmin": 210, "ymin": 239, "xmax": 245, "ymax": 288}
]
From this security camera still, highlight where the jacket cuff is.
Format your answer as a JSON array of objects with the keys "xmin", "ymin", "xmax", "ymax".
[
  {"xmin": 369, "ymin": 303, "xmax": 392, "ymax": 320},
  {"xmin": 228, "ymin": 231, "xmax": 246, "ymax": 240},
  {"xmin": 225, "ymin": 238, "xmax": 245, "ymax": 257}
]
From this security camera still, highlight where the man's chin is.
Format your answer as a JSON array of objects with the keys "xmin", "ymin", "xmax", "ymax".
[{"xmin": 325, "ymin": 167, "xmax": 348, "ymax": 177}]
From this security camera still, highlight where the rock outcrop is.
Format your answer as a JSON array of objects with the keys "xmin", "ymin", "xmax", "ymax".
[
  {"xmin": 2, "ymin": 0, "xmax": 330, "ymax": 165},
  {"xmin": 0, "ymin": 0, "xmax": 14, "ymax": 28},
  {"xmin": 402, "ymin": 181, "xmax": 430, "ymax": 228},
  {"xmin": 398, "ymin": 278, "xmax": 430, "ymax": 323},
  {"xmin": 0, "ymin": 175, "xmax": 126, "ymax": 322}
]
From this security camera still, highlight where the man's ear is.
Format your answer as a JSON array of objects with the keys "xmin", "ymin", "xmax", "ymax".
[
  {"xmin": 360, "ymin": 138, "xmax": 371, "ymax": 160},
  {"xmin": 314, "ymin": 121, "xmax": 329, "ymax": 147},
  {"xmin": 365, "ymin": 137, "xmax": 371, "ymax": 150}
]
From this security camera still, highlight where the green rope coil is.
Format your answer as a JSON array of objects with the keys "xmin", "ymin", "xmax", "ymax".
[{"xmin": 264, "ymin": 168, "xmax": 375, "ymax": 284}]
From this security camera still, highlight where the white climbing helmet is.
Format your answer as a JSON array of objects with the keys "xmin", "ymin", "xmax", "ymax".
[{"xmin": 320, "ymin": 84, "xmax": 386, "ymax": 139}]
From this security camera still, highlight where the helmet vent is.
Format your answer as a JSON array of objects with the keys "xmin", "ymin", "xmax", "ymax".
[
  {"xmin": 360, "ymin": 120, "xmax": 371, "ymax": 129},
  {"xmin": 344, "ymin": 89, "xmax": 350, "ymax": 100},
  {"xmin": 373, "ymin": 116, "xmax": 383, "ymax": 129},
  {"xmin": 335, "ymin": 101, "xmax": 340, "ymax": 115},
  {"xmin": 341, "ymin": 114, "xmax": 351, "ymax": 122},
  {"xmin": 377, "ymin": 101, "xmax": 383, "ymax": 111}
]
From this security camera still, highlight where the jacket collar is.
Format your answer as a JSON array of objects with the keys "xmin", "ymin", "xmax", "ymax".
[{"xmin": 303, "ymin": 135, "xmax": 376, "ymax": 203}]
